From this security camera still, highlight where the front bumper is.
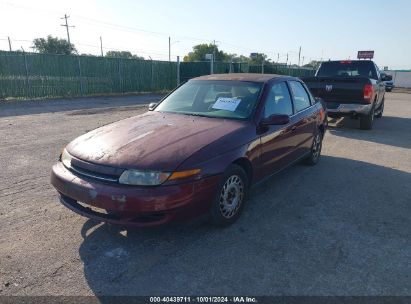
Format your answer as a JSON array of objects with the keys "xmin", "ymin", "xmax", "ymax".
[
  {"xmin": 325, "ymin": 102, "xmax": 372, "ymax": 115},
  {"xmin": 51, "ymin": 162, "xmax": 221, "ymax": 227}
]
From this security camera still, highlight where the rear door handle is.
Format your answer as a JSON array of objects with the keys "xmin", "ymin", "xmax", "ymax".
[{"xmin": 291, "ymin": 126, "xmax": 297, "ymax": 132}]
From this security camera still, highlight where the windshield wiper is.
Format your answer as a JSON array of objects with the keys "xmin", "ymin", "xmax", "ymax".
[{"xmin": 184, "ymin": 113, "xmax": 210, "ymax": 118}]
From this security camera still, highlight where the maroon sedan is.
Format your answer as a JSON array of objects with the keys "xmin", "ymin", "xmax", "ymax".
[{"xmin": 51, "ymin": 73, "xmax": 327, "ymax": 227}]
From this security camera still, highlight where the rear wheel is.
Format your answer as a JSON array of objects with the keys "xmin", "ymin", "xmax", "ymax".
[
  {"xmin": 210, "ymin": 164, "xmax": 248, "ymax": 227},
  {"xmin": 305, "ymin": 131, "xmax": 323, "ymax": 166},
  {"xmin": 360, "ymin": 105, "xmax": 375, "ymax": 130},
  {"xmin": 375, "ymin": 98, "xmax": 384, "ymax": 118}
]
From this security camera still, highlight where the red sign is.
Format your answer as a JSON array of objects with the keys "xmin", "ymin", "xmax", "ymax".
[{"xmin": 357, "ymin": 51, "xmax": 374, "ymax": 59}]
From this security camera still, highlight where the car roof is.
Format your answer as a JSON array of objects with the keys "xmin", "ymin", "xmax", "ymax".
[
  {"xmin": 191, "ymin": 73, "xmax": 292, "ymax": 83},
  {"xmin": 323, "ymin": 60, "xmax": 374, "ymax": 63}
]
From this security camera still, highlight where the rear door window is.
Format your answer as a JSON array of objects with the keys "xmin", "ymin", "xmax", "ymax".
[{"xmin": 289, "ymin": 81, "xmax": 311, "ymax": 113}]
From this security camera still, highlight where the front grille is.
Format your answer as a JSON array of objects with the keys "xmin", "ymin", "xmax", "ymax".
[
  {"xmin": 64, "ymin": 153, "xmax": 123, "ymax": 183},
  {"xmin": 69, "ymin": 163, "xmax": 119, "ymax": 183}
]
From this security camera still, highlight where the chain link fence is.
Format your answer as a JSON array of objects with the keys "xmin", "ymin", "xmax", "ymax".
[{"xmin": 0, "ymin": 51, "xmax": 315, "ymax": 100}]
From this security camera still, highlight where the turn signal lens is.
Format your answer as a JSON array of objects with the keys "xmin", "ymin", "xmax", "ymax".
[{"xmin": 168, "ymin": 169, "xmax": 201, "ymax": 181}]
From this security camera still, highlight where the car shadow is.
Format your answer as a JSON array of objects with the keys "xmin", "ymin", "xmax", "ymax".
[
  {"xmin": 78, "ymin": 156, "xmax": 411, "ymax": 296},
  {"xmin": 0, "ymin": 94, "xmax": 165, "ymax": 118},
  {"xmin": 328, "ymin": 116, "xmax": 411, "ymax": 149}
]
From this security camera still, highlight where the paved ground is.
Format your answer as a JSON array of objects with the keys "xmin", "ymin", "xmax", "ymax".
[{"xmin": 0, "ymin": 93, "xmax": 410, "ymax": 296}]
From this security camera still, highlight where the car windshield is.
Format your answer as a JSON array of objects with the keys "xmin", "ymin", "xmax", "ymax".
[{"xmin": 155, "ymin": 80, "xmax": 263, "ymax": 119}]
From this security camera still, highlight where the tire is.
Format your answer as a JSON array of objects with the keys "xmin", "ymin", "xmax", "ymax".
[
  {"xmin": 360, "ymin": 105, "xmax": 375, "ymax": 130},
  {"xmin": 210, "ymin": 164, "xmax": 248, "ymax": 227},
  {"xmin": 305, "ymin": 131, "xmax": 323, "ymax": 166},
  {"xmin": 375, "ymin": 97, "xmax": 384, "ymax": 118}
]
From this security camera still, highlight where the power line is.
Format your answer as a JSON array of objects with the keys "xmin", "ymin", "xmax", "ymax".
[
  {"xmin": 1, "ymin": 1, "xmax": 273, "ymax": 57},
  {"xmin": 1, "ymin": 1, "xmax": 327, "ymax": 62}
]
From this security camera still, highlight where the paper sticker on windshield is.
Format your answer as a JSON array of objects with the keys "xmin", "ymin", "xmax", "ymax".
[{"xmin": 212, "ymin": 97, "xmax": 241, "ymax": 111}]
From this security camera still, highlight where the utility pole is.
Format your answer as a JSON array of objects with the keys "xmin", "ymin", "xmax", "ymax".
[
  {"xmin": 298, "ymin": 46, "xmax": 301, "ymax": 66},
  {"xmin": 211, "ymin": 54, "xmax": 214, "ymax": 74},
  {"xmin": 100, "ymin": 36, "xmax": 103, "ymax": 56},
  {"xmin": 286, "ymin": 53, "xmax": 289, "ymax": 65},
  {"xmin": 177, "ymin": 56, "xmax": 180, "ymax": 85},
  {"xmin": 277, "ymin": 53, "xmax": 279, "ymax": 63},
  {"xmin": 168, "ymin": 36, "xmax": 171, "ymax": 62},
  {"xmin": 60, "ymin": 14, "xmax": 75, "ymax": 44},
  {"xmin": 7, "ymin": 36, "xmax": 12, "ymax": 51},
  {"xmin": 213, "ymin": 40, "xmax": 216, "ymax": 62}
]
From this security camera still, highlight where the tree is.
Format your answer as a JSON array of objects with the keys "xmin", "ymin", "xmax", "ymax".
[
  {"xmin": 105, "ymin": 51, "xmax": 144, "ymax": 60},
  {"xmin": 183, "ymin": 44, "xmax": 230, "ymax": 62},
  {"xmin": 303, "ymin": 60, "xmax": 321, "ymax": 69},
  {"xmin": 248, "ymin": 53, "xmax": 270, "ymax": 65},
  {"xmin": 32, "ymin": 35, "xmax": 76, "ymax": 55},
  {"xmin": 229, "ymin": 54, "xmax": 250, "ymax": 63}
]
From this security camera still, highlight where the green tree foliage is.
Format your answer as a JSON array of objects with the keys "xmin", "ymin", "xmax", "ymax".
[
  {"xmin": 230, "ymin": 54, "xmax": 250, "ymax": 63},
  {"xmin": 32, "ymin": 35, "xmax": 76, "ymax": 55},
  {"xmin": 303, "ymin": 60, "xmax": 321, "ymax": 69},
  {"xmin": 105, "ymin": 51, "xmax": 144, "ymax": 60},
  {"xmin": 183, "ymin": 44, "xmax": 231, "ymax": 62},
  {"xmin": 248, "ymin": 53, "xmax": 269, "ymax": 65},
  {"xmin": 184, "ymin": 45, "xmax": 271, "ymax": 65}
]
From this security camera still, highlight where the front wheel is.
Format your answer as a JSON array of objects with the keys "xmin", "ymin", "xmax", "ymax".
[
  {"xmin": 305, "ymin": 131, "xmax": 323, "ymax": 166},
  {"xmin": 210, "ymin": 164, "xmax": 248, "ymax": 227}
]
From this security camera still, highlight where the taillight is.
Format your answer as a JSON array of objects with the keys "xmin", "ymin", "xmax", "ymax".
[{"xmin": 363, "ymin": 84, "xmax": 373, "ymax": 102}]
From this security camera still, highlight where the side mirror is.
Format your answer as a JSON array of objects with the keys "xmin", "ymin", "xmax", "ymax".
[
  {"xmin": 260, "ymin": 114, "xmax": 290, "ymax": 126},
  {"xmin": 148, "ymin": 102, "xmax": 158, "ymax": 111},
  {"xmin": 380, "ymin": 73, "xmax": 392, "ymax": 81}
]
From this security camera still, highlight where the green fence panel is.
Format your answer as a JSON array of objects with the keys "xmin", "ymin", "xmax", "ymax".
[
  {"xmin": 0, "ymin": 50, "xmax": 315, "ymax": 100},
  {"xmin": 179, "ymin": 61, "xmax": 210, "ymax": 83},
  {"xmin": 0, "ymin": 51, "xmax": 178, "ymax": 99}
]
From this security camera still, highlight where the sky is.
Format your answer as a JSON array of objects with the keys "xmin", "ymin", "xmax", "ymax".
[{"xmin": 0, "ymin": 0, "xmax": 410, "ymax": 69}]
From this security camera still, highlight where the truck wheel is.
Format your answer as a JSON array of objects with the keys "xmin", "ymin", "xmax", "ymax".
[
  {"xmin": 305, "ymin": 131, "xmax": 323, "ymax": 166},
  {"xmin": 375, "ymin": 98, "xmax": 384, "ymax": 118},
  {"xmin": 360, "ymin": 105, "xmax": 375, "ymax": 130},
  {"xmin": 210, "ymin": 164, "xmax": 248, "ymax": 227}
]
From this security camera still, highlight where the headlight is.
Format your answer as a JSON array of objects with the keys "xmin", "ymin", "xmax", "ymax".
[
  {"xmin": 119, "ymin": 170, "xmax": 171, "ymax": 186},
  {"xmin": 61, "ymin": 148, "xmax": 72, "ymax": 169},
  {"xmin": 119, "ymin": 168, "xmax": 201, "ymax": 186}
]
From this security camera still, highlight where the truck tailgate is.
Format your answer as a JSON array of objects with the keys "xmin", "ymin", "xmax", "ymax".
[{"xmin": 303, "ymin": 76, "xmax": 370, "ymax": 104}]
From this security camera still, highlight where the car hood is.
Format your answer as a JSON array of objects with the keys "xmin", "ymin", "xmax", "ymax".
[{"xmin": 66, "ymin": 111, "xmax": 247, "ymax": 171}]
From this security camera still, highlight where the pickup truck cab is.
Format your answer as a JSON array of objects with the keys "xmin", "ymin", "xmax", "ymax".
[{"xmin": 303, "ymin": 60, "xmax": 389, "ymax": 130}]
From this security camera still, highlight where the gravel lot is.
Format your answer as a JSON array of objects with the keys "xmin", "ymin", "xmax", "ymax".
[{"xmin": 0, "ymin": 93, "xmax": 410, "ymax": 296}]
